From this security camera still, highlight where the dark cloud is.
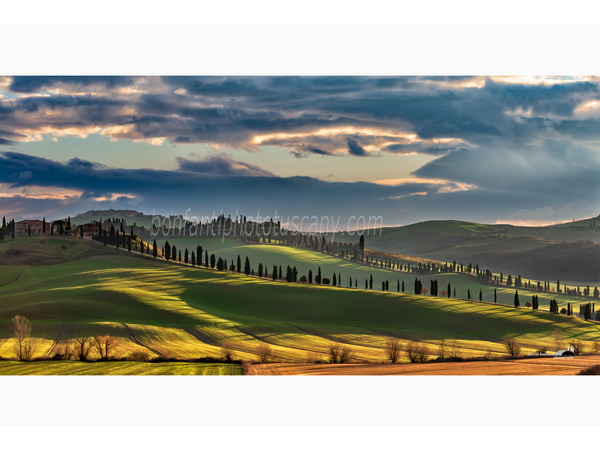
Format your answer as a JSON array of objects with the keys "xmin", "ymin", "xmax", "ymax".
[
  {"xmin": 176, "ymin": 154, "xmax": 276, "ymax": 177},
  {"xmin": 346, "ymin": 138, "xmax": 368, "ymax": 156},
  {"xmin": 0, "ymin": 152, "xmax": 595, "ymax": 226}
]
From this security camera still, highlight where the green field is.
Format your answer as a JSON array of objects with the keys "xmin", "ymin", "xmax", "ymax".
[
  {"xmin": 1, "ymin": 236, "xmax": 599, "ymax": 365},
  {"xmin": 0, "ymin": 361, "xmax": 242, "ymax": 375},
  {"xmin": 160, "ymin": 238, "xmax": 596, "ymax": 312}
]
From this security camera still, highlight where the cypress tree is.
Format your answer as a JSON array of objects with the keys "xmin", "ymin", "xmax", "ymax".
[
  {"xmin": 316, "ymin": 267, "xmax": 322, "ymax": 284},
  {"xmin": 205, "ymin": 250, "xmax": 209, "ymax": 267},
  {"xmin": 293, "ymin": 267, "xmax": 298, "ymax": 283},
  {"xmin": 308, "ymin": 270, "xmax": 313, "ymax": 284},
  {"xmin": 184, "ymin": 248, "xmax": 189, "ymax": 264},
  {"xmin": 153, "ymin": 240, "xmax": 158, "ymax": 258},
  {"xmin": 494, "ymin": 288, "xmax": 497, "ymax": 303},
  {"xmin": 237, "ymin": 255, "xmax": 242, "ymax": 273},
  {"xmin": 278, "ymin": 266, "xmax": 282, "ymax": 279},
  {"xmin": 191, "ymin": 251, "xmax": 195, "ymax": 266},
  {"xmin": 272, "ymin": 265, "xmax": 278, "ymax": 281},
  {"xmin": 447, "ymin": 283, "xmax": 451, "ymax": 297},
  {"xmin": 397, "ymin": 280, "xmax": 400, "ymax": 292},
  {"xmin": 467, "ymin": 289, "xmax": 471, "ymax": 300},
  {"xmin": 514, "ymin": 290, "xmax": 520, "ymax": 308},
  {"xmin": 258, "ymin": 263, "xmax": 263, "ymax": 278},
  {"xmin": 386, "ymin": 280, "xmax": 389, "ymax": 291},
  {"xmin": 333, "ymin": 273, "xmax": 337, "ymax": 287},
  {"xmin": 479, "ymin": 289, "xmax": 482, "ymax": 301},
  {"xmin": 244, "ymin": 257, "xmax": 251, "ymax": 275},
  {"xmin": 210, "ymin": 254, "xmax": 216, "ymax": 268},
  {"xmin": 369, "ymin": 274, "xmax": 373, "ymax": 290},
  {"xmin": 285, "ymin": 265, "xmax": 293, "ymax": 282},
  {"xmin": 164, "ymin": 241, "xmax": 171, "ymax": 260},
  {"xmin": 402, "ymin": 280, "xmax": 405, "ymax": 292}
]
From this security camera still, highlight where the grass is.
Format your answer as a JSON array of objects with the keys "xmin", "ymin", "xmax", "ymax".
[
  {"xmin": 1, "ymin": 236, "xmax": 599, "ymax": 364},
  {"xmin": 161, "ymin": 238, "xmax": 597, "ymax": 312},
  {"xmin": 0, "ymin": 360, "xmax": 242, "ymax": 375}
]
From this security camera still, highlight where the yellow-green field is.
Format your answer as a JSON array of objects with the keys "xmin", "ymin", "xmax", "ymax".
[
  {"xmin": 1, "ymin": 236, "xmax": 599, "ymax": 369},
  {"xmin": 0, "ymin": 361, "xmax": 242, "ymax": 375}
]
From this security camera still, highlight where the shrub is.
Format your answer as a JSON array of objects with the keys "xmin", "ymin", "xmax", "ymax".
[
  {"xmin": 578, "ymin": 365, "xmax": 600, "ymax": 375},
  {"xmin": 322, "ymin": 277, "xmax": 331, "ymax": 285},
  {"xmin": 127, "ymin": 351, "xmax": 151, "ymax": 362},
  {"xmin": 299, "ymin": 275, "xmax": 308, "ymax": 283},
  {"xmin": 220, "ymin": 341, "xmax": 236, "ymax": 362}
]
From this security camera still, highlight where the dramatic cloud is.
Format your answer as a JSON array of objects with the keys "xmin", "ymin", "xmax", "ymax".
[{"xmin": 0, "ymin": 76, "xmax": 599, "ymax": 223}]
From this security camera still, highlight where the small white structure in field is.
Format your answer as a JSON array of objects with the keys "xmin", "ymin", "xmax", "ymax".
[{"xmin": 555, "ymin": 345, "xmax": 575, "ymax": 358}]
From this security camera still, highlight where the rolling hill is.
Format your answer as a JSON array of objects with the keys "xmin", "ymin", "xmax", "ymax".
[
  {"xmin": 330, "ymin": 216, "xmax": 600, "ymax": 282},
  {"xmin": 1, "ymin": 235, "xmax": 599, "ymax": 364}
]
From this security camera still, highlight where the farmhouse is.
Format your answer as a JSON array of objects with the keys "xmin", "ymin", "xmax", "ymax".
[
  {"xmin": 15, "ymin": 219, "xmax": 49, "ymax": 235},
  {"xmin": 75, "ymin": 223, "xmax": 100, "ymax": 238}
]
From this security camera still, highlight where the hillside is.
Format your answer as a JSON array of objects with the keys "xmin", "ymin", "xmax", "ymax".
[
  {"xmin": 331, "ymin": 216, "xmax": 600, "ymax": 282},
  {"xmin": 158, "ymin": 237, "xmax": 597, "ymax": 311},
  {"xmin": 0, "ymin": 235, "xmax": 121, "ymax": 266},
  {"xmin": 1, "ymin": 246, "xmax": 599, "ymax": 364}
]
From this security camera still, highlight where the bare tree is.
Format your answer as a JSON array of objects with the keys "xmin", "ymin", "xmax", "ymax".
[
  {"xmin": 385, "ymin": 338, "xmax": 401, "ymax": 363},
  {"xmin": 52, "ymin": 342, "xmax": 73, "ymax": 361},
  {"xmin": 592, "ymin": 341, "xmax": 600, "ymax": 354},
  {"xmin": 328, "ymin": 341, "xmax": 353, "ymax": 363},
  {"xmin": 437, "ymin": 339, "xmax": 447, "ymax": 361},
  {"xmin": 405, "ymin": 343, "xmax": 419, "ymax": 363},
  {"xmin": 504, "ymin": 336, "xmax": 521, "ymax": 357},
  {"xmin": 220, "ymin": 341, "xmax": 236, "ymax": 362},
  {"xmin": 257, "ymin": 343, "xmax": 273, "ymax": 363},
  {"xmin": 416, "ymin": 344, "xmax": 430, "ymax": 363},
  {"xmin": 338, "ymin": 344, "xmax": 353, "ymax": 363},
  {"xmin": 552, "ymin": 329, "xmax": 564, "ymax": 352},
  {"xmin": 92, "ymin": 335, "xmax": 117, "ymax": 360},
  {"xmin": 449, "ymin": 339, "xmax": 460, "ymax": 359},
  {"xmin": 12, "ymin": 315, "xmax": 33, "ymax": 361},
  {"xmin": 74, "ymin": 337, "xmax": 92, "ymax": 361},
  {"xmin": 569, "ymin": 339, "xmax": 583, "ymax": 356}
]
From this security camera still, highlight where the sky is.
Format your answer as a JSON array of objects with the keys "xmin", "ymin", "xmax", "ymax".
[{"xmin": 0, "ymin": 75, "xmax": 599, "ymax": 229}]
